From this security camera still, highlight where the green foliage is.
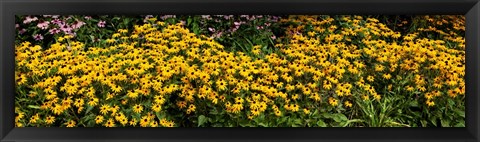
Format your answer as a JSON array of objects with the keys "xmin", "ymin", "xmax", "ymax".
[{"xmin": 14, "ymin": 15, "xmax": 465, "ymax": 127}]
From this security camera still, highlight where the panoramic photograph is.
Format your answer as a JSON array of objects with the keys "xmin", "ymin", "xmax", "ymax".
[{"xmin": 14, "ymin": 15, "xmax": 465, "ymax": 127}]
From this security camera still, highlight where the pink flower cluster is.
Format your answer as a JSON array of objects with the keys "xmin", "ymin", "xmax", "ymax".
[
  {"xmin": 17, "ymin": 15, "xmax": 97, "ymax": 42},
  {"xmin": 201, "ymin": 15, "xmax": 281, "ymax": 39}
]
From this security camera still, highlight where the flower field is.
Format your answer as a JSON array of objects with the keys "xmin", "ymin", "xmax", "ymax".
[{"xmin": 15, "ymin": 15, "xmax": 465, "ymax": 127}]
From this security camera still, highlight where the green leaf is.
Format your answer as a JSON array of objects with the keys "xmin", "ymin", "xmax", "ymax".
[
  {"xmin": 447, "ymin": 99, "xmax": 455, "ymax": 106},
  {"xmin": 212, "ymin": 123, "xmax": 223, "ymax": 127},
  {"xmin": 198, "ymin": 115, "xmax": 207, "ymax": 127},
  {"xmin": 155, "ymin": 112, "xmax": 163, "ymax": 120},
  {"xmin": 192, "ymin": 24, "xmax": 199, "ymax": 35},
  {"xmin": 454, "ymin": 109, "xmax": 465, "ymax": 118},
  {"xmin": 85, "ymin": 105, "xmax": 94, "ymax": 114},
  {"xmin": 420, "ymin": 120, "xmax": 427, "ymax": 127},
  {"xmin": 441, "ymin": 119, "xmax": 451, "ymax": 127},
  {"xmin": 258, "ymin": 123, "xmax": 268, "ymax": 127},
  {"xmin": 409, "ymin": 101, "xmax": 419, "ymax": 107},
  {"xmin": 322, "ymin": 113, "xmax": 334, "ymax": 119},
  {"xmin": 338, "ymin": 113, "xmax": 349, "ymax": 121},
  {"xmin": 316, "ymin": 120, "xmax": 327, "ymax": 127},
  {"xmin": 187, "ymin": 17, "xmax": 192, "ymax": 26},
  {"xmin": 332, "ymin": 113, "xmax": 348, "ymax": 122},
  {"xmin": 454, "ymin": 122, "xmax": 465, "ymax": 127},
  {"xmin": 311, "ymin": 109, "xmax": 320, "ymax": 118},
  {"xmin": 27, "ymin": 105, "xmax": 41, "ymax": 109},
  {"xmin": 430, "ymin": 117, "xmax": 438, "ymax": 126},
  {"xmin": 277, "ymin": 116, "xmax": 288, "ymax": 124},
  {"xmin": 293, "ymin": 119, "xmax": 303, "ymax": 125}
]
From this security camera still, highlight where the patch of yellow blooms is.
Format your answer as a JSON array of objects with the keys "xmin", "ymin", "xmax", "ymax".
[{"xmin": 15, "ymin": 15, "xmax": 465, "ymax": 127}]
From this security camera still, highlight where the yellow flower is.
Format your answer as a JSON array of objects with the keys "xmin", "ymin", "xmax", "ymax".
[
  {"xmin": 127, "ymin": 91, "xmax": 139, "ymax": 99},
  {"xmin": 95, "ymin": 115, "xmax": 104, "ymax": 124},
  {"xmin": 216, "ymin": 79, "xmax": 228, "ymax": 91},
  {"xmin": 104, "ymin": 118, "xmax": 116, "ymax": 127},
  {"xmin": 65, "ymin": 120, "xmax": 76, "ymax": 127},
  {"xmin": 291, "ymin": 94, "xmax": 299, "ymax": 100},
  {"xmin": 100, "ymin": 104, "xmax": 111, "ymax": 115},
  {"xmin": 426, "ymin": 99, "xmax": 435, "ymax": 107},
  {"xmin": 29, "ymin": 113, "xmax": 40, "ymax": 124},
  {"xmin": 73, "ymin": 98, "xmax": 84, "ymax": 108},
  {"xmin": 152, "ymin": 103, "xmax": 162, "ymax": 112},
  {"xmin": 309, "ymin": 93, "xmax": 321, "ymax": 102},
  {"xmin": 367, "ymin": 75, "xmax": 374, "ymax": 82},
  {"xmin": 344, "ymin": 101, "xmax": 353, "ymax": 108},
  {"xmin": 382, "ymin": 73, "xmax": 392, "ymax": 80},
  {"xmin": 140, "ymin": 116, "xmax": 150, "ymax": 127},
  {"xmin": 111, "ymin": 85, "xmax": 122, "ymax": 93},
  {"xmin": 328, "ymin": 97, "xmax": 338, "ymax": 106},
  {"xmin": 133, "ymin": 104, "xmax": 144, "ymax": 114},
  {"xmin": 106, "ymin": 39, "xmax": 116, "ymax": 44},
  {"xmin": 45, "ymin": 116, "xmax": 55, "ymax": 124},
  {"xmin": 87, "ymin": 97, "xmax": 99, "ymax": 107},
  {"xmin": 274, "ymin": 109, "xmax": 282, "ymax": 116},
  {"xmin": 129, "ymin": 118, "xmax": 138, "ymax": 126},
  {"xmin": 323, "ymin": 80, "xmax": 332, "ymax": 90},
  {"xmin": 303, "ymin": 108, "xmax": 311, "ymax": 114},
  {"xmin": 373, "ymin": 94, "xmax": 382, "ymax": 100},
  {"xmin": 374, "ymin": 64, "xmax": 384, "ymax": 72}
]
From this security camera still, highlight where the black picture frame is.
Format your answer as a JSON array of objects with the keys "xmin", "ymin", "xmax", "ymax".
[{"xmin": 1, "ymin": 0, "xmax": 479, "ymax": 142}]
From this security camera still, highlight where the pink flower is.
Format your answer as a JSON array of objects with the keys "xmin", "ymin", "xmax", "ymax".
[
  {"xmin": 231, "ymin": 27, "xmax": 239, "ymax": 32},
  {"xmin": 51, "ymin": 19, "xmax": 62, "ymax": 25},
  {"xmin": 271, "ymin": 35, "xmax": 276, "ymax": 40},
  {"xmin": 160, "ymin": 15, "xmax": 175, "ymax": 20},
  {"xmin": 210, "ymin": 32, "xmax": 223, "ymax": 38},
  {"xmin": 97, "ymin": 21, "xmax": 106, "ymax": 27},
  {"xmin": 208, "ymin": 27, "xmax": 215, "ymax": 32},
  {"xmin": 49, "ymin": 28, "xmax": 61, "ymax": 34},
  {"xmin": 15, "ymin": 24, "xmax": 19, "ymax": 28},
  {"xmin": 33, "ymin": 34, "xmax": 44, "ymax": 41},
  {"xmin": 84, "ymin": 16, "xmax": 92, "ymax": 20},
  {"xmin": 18, "ymin": 29, "xmax": 26, "ymax": 34},
  {"xmin": 143, "ymin": 15, "xmax": 154, "ymax": 23},
  {"xmin": 23, "ymin": 16, "xmax": 38, "ymax": 24},
  {"xmin": 43, "ymin": 15, "xmax": 59, "ymax": 18},
  {"xmin": 60, "ymin": 24, "xmax": 72, "ymax": 33},
  {"xmin": 37, "ymin": 21, "xmax": 50, "ymax": 30},
  {"xmin": 223, "ymin": 15, "xmax": 233, "ymax": 20},
  {"xmin": 71, "ymin": 21, "xmax": 85, "ymax": 29},
  {"xmin": 216, "ymin": 32, "xmax": 223, "ymax": 37},
  {"xmin": 201, "ymin": 15, "xmax": 211, "ymax": 20},
  {"xmin": 272, "ymin": 16, "xmax": 280, "ymax": 21}
]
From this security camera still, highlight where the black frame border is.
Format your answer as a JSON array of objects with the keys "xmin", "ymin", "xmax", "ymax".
[{"xmin": 1, "ymin": 0, "xmax": 479, "ymax": 142}]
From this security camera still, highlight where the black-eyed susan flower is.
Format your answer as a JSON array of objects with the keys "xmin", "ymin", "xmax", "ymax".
[
  {"xmin": 104, "ymin": 118, "xmax": 115, "ymax": 127},
  {"xmin": 328, "ymin": 97, "xmax": 338, "ymax": 106},
  {"xmin": 133, "ymin": 104, "xmax": 144, "ymax": 114},
  {"xmin": 45, "ymin": 116, "xmax": 55, "ymax": 125},
  {"xmin": 65, "ymin": 120, "xmax": 76, "ymax": 127},
  {"xmin": 95, "ymin": 115, "xmax": 104, "ymax": 124}
]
